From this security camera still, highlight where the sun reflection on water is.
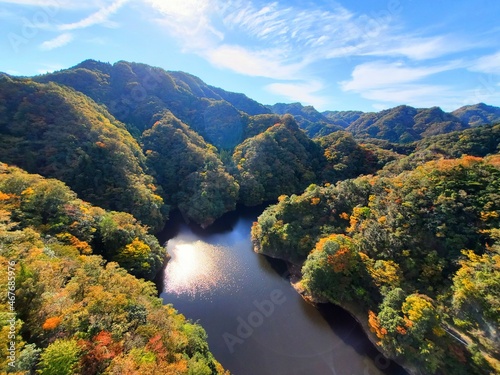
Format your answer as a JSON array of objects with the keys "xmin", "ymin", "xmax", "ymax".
[{"xmin": 164, "ymin": 232, "xmax": 243, "ymax": 299}]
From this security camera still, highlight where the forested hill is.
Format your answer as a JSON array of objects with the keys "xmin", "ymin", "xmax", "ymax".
[
  {"xmin": 34, "ymin": 59, "xmax": 270, "ymax": 149},
  {"xmin": 2, "ymin": 60, "xmax": 500, "ymax": 375},
  {"xmin": 34, "ymin": 60, "xmax": 500, "ymax": 144},
  {"xmin": 0, "ymin": 76, "xmax": 165, "ymax": 231},
  {"xmin": 0, "ymin": 163, "xmax": 229, "ymax": 374},
  {"xmin": 1, "ymin": 60, "xmax": 499, "ymax": 230},
  {"xmin": 268, "ymin": 102, "xmax": 500, "ymax": 141}
]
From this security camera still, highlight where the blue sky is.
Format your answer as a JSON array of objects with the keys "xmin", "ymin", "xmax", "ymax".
[{"xmin": 1, "ymin": 0, "xmax": 499, "ymax": 112}]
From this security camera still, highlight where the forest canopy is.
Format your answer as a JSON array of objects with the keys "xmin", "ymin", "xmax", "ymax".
[{"xmin": 0, "ymin": 163, "xmax": 228, "ymax": 374}]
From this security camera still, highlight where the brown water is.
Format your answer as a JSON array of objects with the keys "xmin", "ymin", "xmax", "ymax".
[{"xmin": 159, "ymin": 210, "xmax": 407, "ymax": 375}]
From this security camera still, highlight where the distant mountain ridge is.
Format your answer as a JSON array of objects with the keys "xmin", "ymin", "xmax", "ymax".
[
  {"xmin": 34, "ymin": 60, "xmax": 500, "ymax": 144},
  {"xmin": 34, "ymin": 59, "xmax": 270, "ymax": 149},
  {"xmin": 345, "ymin": 105, "xmax": 467, "ymax": 143},
  {"xmin": 452, "ymin": 102, "xmax": 500, "ymax": 127},
  {"xmin": 267, "ymin": 102, "xmax": 500, "ymax": 142},
  {"xmin": 3, "ymin": 59, "xmax": 500, "ymax": 227}
]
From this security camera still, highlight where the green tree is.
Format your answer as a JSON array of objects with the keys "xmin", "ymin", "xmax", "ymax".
[{"xmin": 38, "ymin": 339, "xmax": 80, "ymax": 375}]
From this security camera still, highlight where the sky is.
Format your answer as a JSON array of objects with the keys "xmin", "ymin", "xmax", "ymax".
[{"xmin": 0, "ymin": 0, "xmax": 499, "ymax": 112}]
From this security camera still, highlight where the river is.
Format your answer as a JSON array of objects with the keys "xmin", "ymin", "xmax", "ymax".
[{"xmin": 158, "ymin": 209, "xmax": 407, "ymax": 375}]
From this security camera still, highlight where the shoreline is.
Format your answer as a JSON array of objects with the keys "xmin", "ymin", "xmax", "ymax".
[{"xmin": 254, "ymin": 243, "xmax": 417, "ymax": 375}]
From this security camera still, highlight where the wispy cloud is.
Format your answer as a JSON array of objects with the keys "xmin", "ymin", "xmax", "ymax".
[
  {"xmin": 469, "ymin": 51, "xmax": 500, "ymax": 75},
  {"xmin": 58, "ymin": 0, "xmax": 128, "ymax": 31},
  {"xmin": 266, "ymin": 81, "xmax": 329, "ymax": 108},
  {"xmin": 205, "ymin": 44, "xmax": 306, "ymax": 80},
  {"xmin": 0, "ymin": 0, "xmax": 112, "ymax": 9},
  {"xmin": 340, "ymin": 60, "xmax": 469, "ymax": 110},
  {"xmin": 144, "ymin": 0, "xmax": 222, "ymax": 49},
  {"xmin": 7, "ymin": 0, "xmax": 486, "ymax": 110},
  {"xmin": 340, "ymin": 60, "xmax": 463, "ymax": 91},
  {"xmin": 142, "ymin": 0, "xmax": 492, "ymax": 109},
  {"xmin": 360, "ymin": 35, "xmax": 470, "ymax": 61},
  {"xmin": 39, "ymin": 32, "xmax": 73, "ymax": 50},
  {"xmin": 36, "ymin": 62, "xmax": 64, "ymax": 74}
]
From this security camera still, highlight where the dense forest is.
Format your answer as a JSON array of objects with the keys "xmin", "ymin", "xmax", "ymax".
[
  {"xmin": 1, "ymin": 60, "xmax": 500, "ymax": 374},
  {"xmin": 0, "ymin": 164, "xmax": 228, "ymax": 374},
  {"xmin": 253, "ymin": 144, "xmax": 500, "ymax": 374}
]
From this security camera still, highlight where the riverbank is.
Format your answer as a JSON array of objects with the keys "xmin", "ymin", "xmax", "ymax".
[{"xmin": 254, "ymin": 244, "xmax": 417, "ymax": 375}]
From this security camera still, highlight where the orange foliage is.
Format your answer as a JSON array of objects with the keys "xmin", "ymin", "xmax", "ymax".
[
  {"xmin": 80, "ymin": 331, "xmax": 123, "ymax": 373},
  {"xmin": 311, "ymin": 197, "xmax": 321, "ymax": 205},
  {"xmin": 147, "ymin": 334, "xmax": 167, "ymax": 358},
  {"xmin": 327, "ymin": 247, "xmax": 351, "ymax": 273},
  {"xmin": 95, "ymin": 141, "xmax": 106, "ymax": 148},
  {"xmin": 69, "ymin": 235, "xmax": 92, "ymax": 255},
  {"xmin": 485, "ymin": 154, "xmax": 500, "ymax": 168},
  {"xmin": 94, "ymin": 331, "xmax": 113, "ymax": 346},
  {"xmin": 42, "ymin": 316, "xmax": 62, "ymax": 330},
  {"xmin": 339, "ymin": 212, "xmax": 349, "ymax": 220},
  {"xmin": 0, "ymin": 191, "xmax": 11, "ymax": 201},
  {"xmin": 368, "ymin": 310, "xmax": 387, "ymax": 339},
  {"xmin": 396, "ymin": 325, "xmax": 407, "ymax": 335},
  {"xmin": 278, "ymin": 195, "xmax": 287, "ymax": 202}
]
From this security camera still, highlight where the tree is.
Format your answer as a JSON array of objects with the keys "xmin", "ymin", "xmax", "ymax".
[{"xmin": 38, "ymin": 339, "xmax": 80, "ymax": 375}]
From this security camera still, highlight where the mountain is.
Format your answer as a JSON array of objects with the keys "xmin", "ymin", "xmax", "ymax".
[
  {"xmin": 322, "ymin": 110, "xmax": 364, "ymax": 128},
  {"xmin": 34, "ymin": 60, "xmax": 269, "ymax": 149},
  {"xmin": 0, "ymin": 163, "xmax": 228, "ymax": 374},
  {"xmin": 0, "ymin": 75, "xmax": 165, "ymax": 231},
  {"xmin": 268, "ymin": 102, "xmax": 500, "ymax": 143},
  {"xmin": 252, "ymin": 154, "xmax": 500, "ymax": 374},
  {"xmin": 142, "ymin": 111, "xmax": 238, "ymax": 228},
  {"xmin": 268, "ymin": 102, "xmax": 343, "ymax": 137},
  {"xmin": 232, "ymin": 115, "xmax": 324, "ymax": 206},
  {"xmin": 452, "ymin": 102, "xmax": 500, "ymax": 127},
  {"xmin": 347, "ymin": 105, "xmax": 467, "ymax": 143},
  {"xmin": 35, "ymin": 60, "xmax": 500, "ymax": 147}
]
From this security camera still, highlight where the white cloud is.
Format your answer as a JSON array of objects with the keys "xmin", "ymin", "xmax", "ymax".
[
  {"xmin": 340, "ymin": 60, "xmax": 463, "ymax": 91},
  {"xmin": 36, "ymin": 62, "xmax": 64, "ymax": 74},
  {"xmin": 205, "ymin": 44, "xmax": 305, "ymax": 79},
  {"xmin": 359, "ymin": 84, "xmax": 473, "ymax": 111},
  {"xmin": 144, "ymin": 0, "xmax": 477, "ymax": 83},
  {"xmin": 144, "ymin": 0, "xmax": 223, "ymax": 50},
  {"xmin": 39, "ymin": 32, "xmax": 73, "ymax": 50},
  {"xmin": 0, "ymin": 0, "xmax": 114, "ymax": 9},
  {"xmin": 58, "ymin": 0, "xmax": 128, "ymax": 31},
  {"xmin": 469, "ymin": 51, "xmax": 500, "ymax": 75},
  {"xmin": 340, "ymin": 60, "xmax": 475, "ymax": 110},
  {"xmin": 363, "ymin": 35, "xmax": 468, "ymax": 61},
  {"xmin": 266, "ymin": 80, "xmax": 329, "ymax": 109}
]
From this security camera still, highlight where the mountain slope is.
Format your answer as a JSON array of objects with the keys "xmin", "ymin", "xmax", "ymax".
[
  {"xmin": 0, "ymin": 75, "xmax": 165, "ymax": 231},
  {"xmin": 233, "ymin": 115, "xmax": 324, "ymax": 206},
  {"xmin": 347, "ymin": 105, "xmax": 467, "ymax": 143},
  {"xmin": 452, "ymin": 102, "xmax": 500, "ymax": 127},
  {"xmin": 143, "ymin": 111, "xmax": 239, "ymax": 227},
  {"xmin": 322, "ymin": 110, "xmax": 364, "ymax": 128},
  {"xmin": 0, "ymin": 163, "xmax": 228, "ymax": 374},
  {"xmin": 268, "ymin": 102, "xmax": 343, "ymax": 137},
  {"xmin": 35, "ymin": 60, "xmax": 269, "ymax": 149}
]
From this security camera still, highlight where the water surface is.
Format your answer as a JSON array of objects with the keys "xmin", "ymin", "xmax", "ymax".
[{"xmin": 160, "ymin": 211, "xmax": 406, "ymax": 375}]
